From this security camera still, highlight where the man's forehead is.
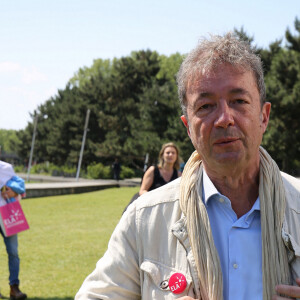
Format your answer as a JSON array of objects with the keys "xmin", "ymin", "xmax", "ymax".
[{"xmin": 186, "ymin": 65, "xmax": 253, "ymax": 94}]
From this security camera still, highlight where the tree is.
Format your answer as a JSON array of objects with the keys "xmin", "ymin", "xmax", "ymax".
[
  {"xmin": 285, "ymin": 17, "xmax": 300, "ymax": 52},
  {"xmin": 262, "ymin": 18, "xmax": 300, "ymax": 174},
  {"xmin": 0, "ymin": 129, "xmax": 19, "ymax": 154}
]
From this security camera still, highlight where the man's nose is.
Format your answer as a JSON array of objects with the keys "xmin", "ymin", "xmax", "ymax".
[{"xmin": 214, "ymin": 102, "xmax": 234, "ymax": 128}]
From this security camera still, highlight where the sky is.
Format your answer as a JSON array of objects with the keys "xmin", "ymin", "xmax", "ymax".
[{"xmin": 0, "ymin": 0, "xmax": 298, "ymax": 130}]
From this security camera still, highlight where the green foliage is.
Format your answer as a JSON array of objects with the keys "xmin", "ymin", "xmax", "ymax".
[
  {"xmin": 30, "ymin": 163, "xmax": 48, "ymax": 174},
  {"xmin": 60, "ymin": 165, "xmax": 77, "ymax": 177},
  {"xmin": 87, "ymin": 162, "xmax": 112, "ymax": 179},
  {"xmin": 0, "ymin": 129, "xmax": 19, "ymax": 153},
  {"xmin": 234, "ymin": 26, "xmax": 255, "ymax": 45},
  {"xmin": 261, "ymin": 20, "xmax": 300, "ymax": 174},
  {"xmin": 0, "ymin": 187, "xmax": 139, "ymax": 298},
  {"xmin": 85, "ymin": 162, "xmax": 136, "ymax": 180},
  {"xmin": 14, "ymin": 49, "xmax": 188, "ymax": 170},
  {"xmin": 23, "ymin": 162, "xmax": 77, "ymax": 177},
  {"xmin": 13, "ymin": 165, "xmax": 26, "ymax": 173},
  {"xmin": 120, "ymin": 165, "xmax": 135, "ymax": 179},
  {"xmin": 286, "ymin": 17, "xmax": 300, "ymax": 51}
]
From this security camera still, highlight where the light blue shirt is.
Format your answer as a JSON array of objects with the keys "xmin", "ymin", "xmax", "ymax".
[{"xmin": 202, "ymin": 169, "xmax": 262, "ymax": 300}]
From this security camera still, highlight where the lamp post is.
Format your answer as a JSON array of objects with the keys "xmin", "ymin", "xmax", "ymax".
[{"xmin": 27, "ymin": 115, "xmax": 38, "ymax": 182}]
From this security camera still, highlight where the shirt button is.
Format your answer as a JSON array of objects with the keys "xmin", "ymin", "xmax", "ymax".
[
  {"xmin": 219, "ymin": 197, "xmax": 224, "ymax": 203},
  {"xmin": 233, "ymin": 263, "xmax": 238, "ymax": 269}
]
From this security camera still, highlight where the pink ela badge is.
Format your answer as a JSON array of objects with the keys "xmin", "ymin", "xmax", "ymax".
[{"xmin": 168, "ymin": 272, "xmax": 187, "ymax": 294}]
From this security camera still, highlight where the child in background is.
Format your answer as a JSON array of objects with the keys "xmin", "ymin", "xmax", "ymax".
[{"xmin": 0, "ymin": 170, "xmax": 27, "ymax": 300}]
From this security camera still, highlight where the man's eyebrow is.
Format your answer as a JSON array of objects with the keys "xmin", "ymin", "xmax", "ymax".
[
  {"xmin": 229, "ymin": 88, "xmax": 251, "ymax": 97},
  {"xmin": 198, "ymin": 92, "xmax": 214, "ymax": 99},
  {"xmin": 189, "ymin": 92, "xmax": 214, "ymax": 101},
  {"xmin": 189, "ymin": 88, "xmax": 253, "ymax": 109},
  {"xmin": 196, "ymin": 89, "xmax": 250, "ymax": 97},
  {"xmin": 189, "ymin": 92, "xmax": 214, "ymax": 109}
]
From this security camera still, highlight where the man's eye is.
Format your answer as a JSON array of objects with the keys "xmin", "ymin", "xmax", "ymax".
[
  {"xmin": 200, "ymin": 104, "xmax": 211, "ymax": 110},
  {"xmin": 235, "ymin": 99, "xmax": 246, "ymax": 104}
]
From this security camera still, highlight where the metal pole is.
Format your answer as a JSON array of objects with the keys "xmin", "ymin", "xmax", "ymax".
[
  {"xmin": 27, "ymin": 115, "xmax": 38, "ymax": 182},
  {"xmin": 76, "ymin": 109, "xmax": 90, "ymax": 181}
]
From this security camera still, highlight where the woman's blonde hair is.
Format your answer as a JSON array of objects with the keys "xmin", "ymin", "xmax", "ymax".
[{"xmin": 157, "ymin": 142, "xmax": 180, "ymax": 170}]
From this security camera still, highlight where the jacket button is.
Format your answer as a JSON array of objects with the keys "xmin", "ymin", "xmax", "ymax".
[
  {"xmin": 160, "ymin": 280, "xmax": 169, "ymax": 289},
  {"xmin": 168, "ymin": 272, "xmax": 187, "ymax": 294}
]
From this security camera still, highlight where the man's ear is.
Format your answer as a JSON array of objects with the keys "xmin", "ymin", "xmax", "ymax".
[
  {"xmin": 181, "ymin": 115, "xmax": 190, "ymax": 136},
  {"xmin": 261, "ymin": 102, "xmax": 271, "ymax": 133}
]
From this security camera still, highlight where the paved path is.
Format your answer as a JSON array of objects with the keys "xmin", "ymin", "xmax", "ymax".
[{"xmin": 17, "ymin": 173, "xmax": 141, "ymax": 198}]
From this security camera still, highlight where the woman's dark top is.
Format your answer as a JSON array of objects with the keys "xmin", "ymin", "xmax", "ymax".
[
  {"xmin": 148, "ymin": 166, "xmax": 178, "ymax": 191},
  {"xmin": 124, "ymin": 166, "xmax": 178, "ymax": 213}
]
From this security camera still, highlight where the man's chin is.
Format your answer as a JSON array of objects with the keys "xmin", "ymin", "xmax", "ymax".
[{"xmin": 213, "ymin": 152, "xmax": 243, "ymax": 165}]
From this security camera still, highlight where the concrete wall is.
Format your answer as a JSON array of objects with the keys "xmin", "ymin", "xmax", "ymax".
[{"xmin": 25, "ymin": 183, "xmax": 119, "ymax": 198}]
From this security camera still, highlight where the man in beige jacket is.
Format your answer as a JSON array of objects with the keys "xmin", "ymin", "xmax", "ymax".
[{"xmin": 76, "ymin": 33, "xmax": 300, "ymax": 300}]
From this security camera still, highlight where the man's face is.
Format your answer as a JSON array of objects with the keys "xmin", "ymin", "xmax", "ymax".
[{"xmin": 181, "ymin": 64, "xmax": 271, "ymax": 173}]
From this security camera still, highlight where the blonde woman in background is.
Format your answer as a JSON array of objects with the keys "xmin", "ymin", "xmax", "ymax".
[{"xmin": 139, "ymin": 142, "xmax": 181, "ymax": 195}]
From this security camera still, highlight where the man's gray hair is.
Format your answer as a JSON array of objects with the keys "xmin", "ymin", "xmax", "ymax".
[{"xmin": 177, "ymin": 32, "xmax": 266, "ymax": 116}]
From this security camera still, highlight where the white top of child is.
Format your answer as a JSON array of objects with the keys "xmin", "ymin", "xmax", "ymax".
[
  {"xmin": 0, "ymin": 161, "xmax": 16, "ymax": 189},
  {"xmin": 0, "ymin": 161, "xmax": 16, "ymax": 207}
]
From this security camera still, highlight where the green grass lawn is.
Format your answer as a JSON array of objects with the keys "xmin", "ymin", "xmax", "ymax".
[{"xmin": 0, "ymin": 186, "xmax": 139, "ymax": 300}]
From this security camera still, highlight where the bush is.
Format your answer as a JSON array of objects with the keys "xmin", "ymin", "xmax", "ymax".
[
  {"xmin": 21, "ymin": 161, "xmax": 135, "ymax": 180},
  {"xmin": 50, "ymin": 165, "xmax": 62, "ymax": 177},
  {"xmin": 61, "ymin": 165, "xmax": 76, "ymax": 177},
  {"xmin": 120, "ymin": 166, "xmax": 135, "ymax": 179},
  {"xmin": 21, "ymin": 162, "xmax": 77, "ymax": 177},
  {"xmin": 14, "ymin": 165, "xmax": 26, "ymax": 173},
  {"xmin": 87, "ymin": 163, "xmax": 112, "ymax": 179},
  {"xmin": 31, "ymin": 162, "xmax": 50, "ymax": 174},
  {"xmin": 50, "ymin": 165, "xmax": 76, "ymax": 177}
]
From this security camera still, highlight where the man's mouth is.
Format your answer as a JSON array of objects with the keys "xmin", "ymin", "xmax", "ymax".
[{"xmin": 214, "ymin": 138, "xmax": 240, "ymax": 145}]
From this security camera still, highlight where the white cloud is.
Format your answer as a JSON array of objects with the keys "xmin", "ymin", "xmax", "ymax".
[
  {"xmin": 22, "ymin": 66, "xmax": 47, "ymax": 84},
  {"xmin": 0, "ymin": 61, "xmax": 47, "ymax": 84},
  {"xmin": 0, "ymin": 62, "xmax": 21, "ymax": 72},
  {"xmin": 0, "ymin": 84, "xmax": 57, "ymax": 130},
  {"xmin": 0, "ymin": 61, "xmax": 53, "ymax": 130}
]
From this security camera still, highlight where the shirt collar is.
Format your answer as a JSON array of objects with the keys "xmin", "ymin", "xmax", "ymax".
[
  {"xmin": 202, "ymin": 168, "xmax": 220, "ymax": 204},
  {"xmin": 202, "ymin": 168, "xmax": 260, "ymax": 212},
  {"xmin": 251, "ymin": 196, "xmax": 260, "ymax": 212}
]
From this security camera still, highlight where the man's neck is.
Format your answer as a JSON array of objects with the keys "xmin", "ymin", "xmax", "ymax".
[{"xmin": 203, "ymin": 163, "xmax": 260, "ymax": 218}]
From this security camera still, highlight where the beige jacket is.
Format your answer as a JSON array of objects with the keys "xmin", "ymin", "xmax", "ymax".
[{"xmin": 75, "ymin": 172, "xmax": 300, "ymax": 300}]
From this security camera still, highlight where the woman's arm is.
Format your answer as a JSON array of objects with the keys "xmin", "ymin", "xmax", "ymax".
[{"xmin": 139, "ymin": 166, "xmax": 155, "ymax": 195}]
